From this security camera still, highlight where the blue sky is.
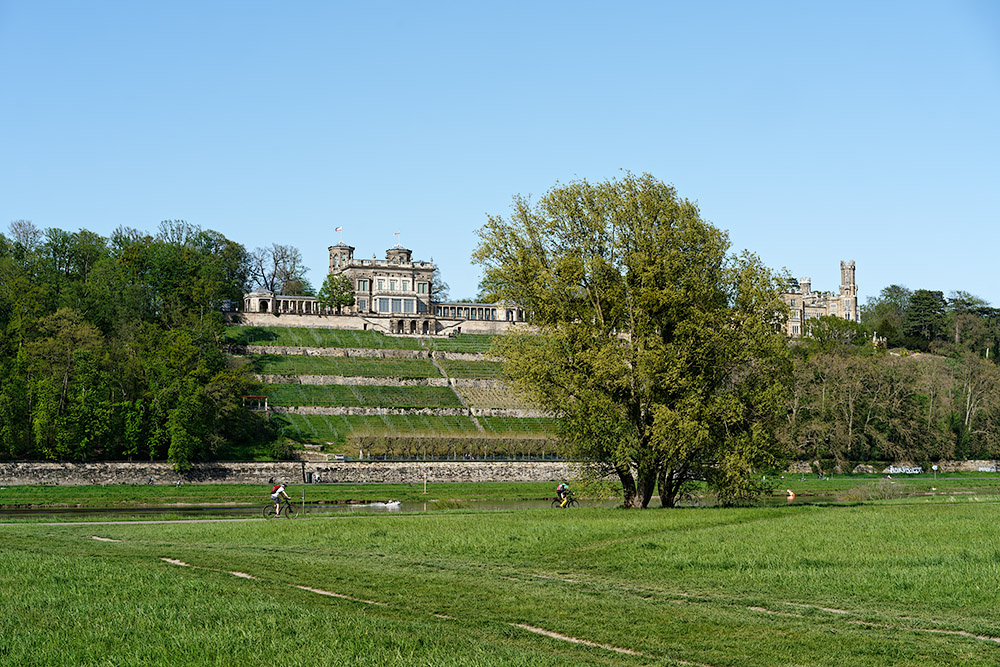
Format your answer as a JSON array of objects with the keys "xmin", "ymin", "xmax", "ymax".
[{"xmin": 2, "ymin": 1, "xmax": 998, "ymax": 305}]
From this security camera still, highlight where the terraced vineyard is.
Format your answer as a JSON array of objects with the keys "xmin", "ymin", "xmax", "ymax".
[
  {"xmin": 457, "ymin": 387, "xmax": 533, "ymax": 410},
  {"xmin": 424, "ymin": 333, "xmax": 497, "ymax": 354},
  {"xmin": 254, "ymin": 355, "xmax": 441, "ymax": 378},
  {"xmin": 480, "ymin": 417, "xmax": 557, "ymax": 434},
  {"xmin": 438, "ymin": 359, "xmax": 504, "ymax": 379},
  {"xmin": 277, "ymin": 414, "xmax": 481, "ymax": 444},
  {"xmin": 230, "ymin": 325, "xmax": 555, "ymax": 456},
  {"xmin": 225, "ymin": 326, "xmax": 423, "ymax": 349},
  {"xmin": 266, "ymin": 384, "xmax": 463, "ymax": 408}
]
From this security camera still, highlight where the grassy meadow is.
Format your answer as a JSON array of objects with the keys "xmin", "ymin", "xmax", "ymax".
[{"xmin": 3, "ymin": 497, "xmax": 1000, "ymax": 665}]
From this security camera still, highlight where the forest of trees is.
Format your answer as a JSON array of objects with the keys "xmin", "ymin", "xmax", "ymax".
[
  {"xmin": 781, "ymin": 286, "xmax": 1000, "ymax": 471},
  {"xmin": 0, "ymin": 220, "xmax": 279, "ymax": 468}
]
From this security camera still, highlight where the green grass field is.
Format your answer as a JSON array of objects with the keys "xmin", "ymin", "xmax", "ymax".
[
  {"xmin": 0, "ymin": 482, "xmax": 557, "ymax": 508},
  {"xmin": 4, "ymin": 498, "xmax": 1000, "ymax": 665},
  {"xmin": 265, "ymin": 384, "xmax": 463, "ymax": 409},
  {"xmin": 253, "ymin": 355, "xmax": 442, "ymax": 378},
  {"xmin": 225, "ymin": 326, "xmax": 424, "ymax": 349},
  {"xmin": 278, "ymin": 413, "xmax": 482, "ymax": 443},
  {"xmin": 277, "ymin": 413, "xmax": 557, "ymax": 445}
]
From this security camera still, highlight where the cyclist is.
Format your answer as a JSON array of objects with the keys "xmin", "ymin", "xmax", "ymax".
[
  {"xmin": 270, "ymin": 482, "xmax": 290, "ymax": 515},
  {"xmin": 556, "ymin": 482, "xmax": 571, "ymax": 507}
]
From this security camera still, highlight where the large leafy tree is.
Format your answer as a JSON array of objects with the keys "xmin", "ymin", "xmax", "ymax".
[
  {"xmin": 473, "ymin": 174, "xmax": 792, "ymax": 508},
  {"xmin": 903, "ymin": 289, "xmax": 947, "ymax": 350},
  {"xmin": 317, "ymin": 273, "xmax": 356, "ymax": 314},
  {"xmin": 861, "ymin": 284, "xmax": 912, "ymax": 347}
]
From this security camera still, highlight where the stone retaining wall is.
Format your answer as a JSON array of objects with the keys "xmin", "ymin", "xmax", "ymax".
[
  {"xmin": 788, "ymin": 460, "xmax": 1000, "ymax": 474},
  {"xmin": 0, "ymin": 461, "xmax": 572, "ymax": 486},
  {"xmin": 229, "ymin": 312, "xmax": 371, "ymax": 330},
  {"xmin": 258, "ymin": 375, "xmax": 453, "ymax": 387},
  {"xmin": 270, "ymin": 406, "xmax": 548, "ymax": 418},
  {"xmin": 232, "ymin": 346, "xmax": 493, "ymax": 361},
  {"xmin": 273, "ymin": 406, "xmax": 470, "ymax": 417},
  {"xmin": 257, "ymin": 375, "xmax": 503, "ymax": 388},
  {"xmin": 235, "ymin": 345, "xmax": 430, "ymax": 359}
]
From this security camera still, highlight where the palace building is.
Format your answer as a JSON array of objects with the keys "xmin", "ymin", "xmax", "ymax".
[
  {"xmin": 780, "ymin": 260, "xmax": 859, "ymax": 337},
  {"xmin": 241, "ymin": 241, "xmax": 523, "ymax": 336}
]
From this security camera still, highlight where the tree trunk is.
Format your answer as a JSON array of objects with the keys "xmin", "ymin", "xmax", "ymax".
[
  {"xmin": 618, "ymin": 467, "xmax": 639, "ymax": 507},
  {"xmin": 619, "ymin": 465, "xmax": 657, "ymax": 508},
  {"xmin": 658, "ymin": 466, "xmax": 685, "ymax": 508}
]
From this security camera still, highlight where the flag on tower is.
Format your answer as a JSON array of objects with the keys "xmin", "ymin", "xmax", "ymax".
[
  {"xmin": 394, "ymin": 231, "xmax": 400, "ymax": 236},
  {"xmin": 335, "ymin": 226, "xmax": 343, "ymax": 232}
]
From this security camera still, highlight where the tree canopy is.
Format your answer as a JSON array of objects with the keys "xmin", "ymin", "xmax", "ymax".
[
  {"xmin": 317, "ymin": 273, "xmax": 356, "ymax": 314},
  {"xmin": 249, "ymin": 243, "xmax": 312, "ymax": 295},
  {"xmin": 0, "ymin": 220, "xmax": 275, "ymax": 468},
  {"xmin": 473, "ymin": 174, "xmax": 792, "ymax": 507}
]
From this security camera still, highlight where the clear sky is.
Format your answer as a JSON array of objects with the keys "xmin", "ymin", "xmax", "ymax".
[{"xmin": 2, "ymin": 1, "xmax": 998, "ymax": 306}]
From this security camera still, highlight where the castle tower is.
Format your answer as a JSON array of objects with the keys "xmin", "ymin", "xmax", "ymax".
[
  {"xmin": 839, "ymin": 260, "xmax": 858, "ymax": 322},
  {"xmin": 328, "ymin": 242, "xmax": 355, "ymax": 272},
  {"xmin": 839, "ymin": 260, "xmax": 857, "ymax": 297}
]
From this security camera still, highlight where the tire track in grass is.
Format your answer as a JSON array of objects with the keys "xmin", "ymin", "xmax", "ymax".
[
  {"xmin": 150, "ymin": 545, "xmax": 1000, "ymax": 656},
  {"xmin": 509, "ymin": 624, "xmax": 654, "ymax": 659},
  {"xmin": 67, "ymin": 521, "xmax": 1000, "ymax": 658},
  {"xmin": 293, "ymin": 585, "xmax": 385, "ymax": 606},
  {"xmin": 846, "ymin": 619, "xmax": 1000, "ymax": 645},
  {"xmin": 156, "ymin": 554, "xmax": 692, "ymax": 663},
  {"xmin": 412, "ymin": 557, "xmax": 1000, "ymax": 651}
]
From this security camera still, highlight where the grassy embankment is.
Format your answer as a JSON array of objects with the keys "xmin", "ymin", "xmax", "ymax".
[
  {"xmin": 224, "ymin": 326, "xmax": 499, "ymax": 354},
  {"xmin": 4, "ymin": 499, "xmax": 1000, "ymax": 665}
]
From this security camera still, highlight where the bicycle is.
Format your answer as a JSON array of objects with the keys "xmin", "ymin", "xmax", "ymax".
[
  {"xmin": 551, "ymin": 493, "xmax": 579, "ymax": 508},
  {"xmin": 263, "ymin": 497, "xmax": 299, "ymax": 519}
]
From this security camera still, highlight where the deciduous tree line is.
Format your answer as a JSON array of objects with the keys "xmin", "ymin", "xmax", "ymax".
[
  {"xmin": 782, "ymin": 295, "xmax": 1000, "ymax": 471},
  {"xmin": 0, "ymin": 220, "xmax": 284, "ymax": 468}
]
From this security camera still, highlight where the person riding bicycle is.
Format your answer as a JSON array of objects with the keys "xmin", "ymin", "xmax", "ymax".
[
  {"xmin": 270, "ymin": 482, "xmax": 290, "ymax": 514},
  {"xmin": 556, "ymin": 482, "xmax": 571, "ymax": 507}
]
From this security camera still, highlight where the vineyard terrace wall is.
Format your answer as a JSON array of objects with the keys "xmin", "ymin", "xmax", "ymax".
[{"xmin": 0, "ymin": 461, "xmax": 574, "ymax": 486}]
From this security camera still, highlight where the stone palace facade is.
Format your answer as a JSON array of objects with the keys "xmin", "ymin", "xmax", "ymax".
[
  {"xmin": 779, "ymin": 260, "xmax": 859, "ymax": 337},
  {"xmin": 240, "ymin": 241, "xmax": 524, "ymax": 336}
]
